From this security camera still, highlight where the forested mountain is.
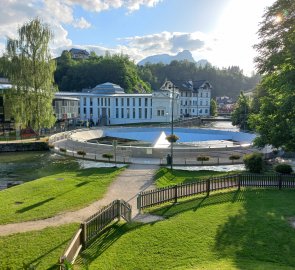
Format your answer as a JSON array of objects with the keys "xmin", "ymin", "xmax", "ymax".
[
  {"xmin": 138, "ymin": 61, "xmax": 260, "ymax": 98},
  {"xmin": 54, "ymin": 50, "xmax": 260, "ymax": 98},
  {"xmin": 54, "ymin": 51, "xmax": 151, "ymax": 93}
]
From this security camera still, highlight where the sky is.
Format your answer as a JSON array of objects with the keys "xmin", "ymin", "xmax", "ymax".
[{"xmin": 0, "ymin": 0, "xmax": 276, "ymax": 76}]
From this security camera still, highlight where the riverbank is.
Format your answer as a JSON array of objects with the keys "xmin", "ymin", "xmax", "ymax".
[{"xmin": 0, "ymin": 138, "xmax": 49, "ymax": 152}]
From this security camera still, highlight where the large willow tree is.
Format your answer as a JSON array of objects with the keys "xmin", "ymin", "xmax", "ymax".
[{"xmin": 1, "ymin": 18, "xmax": 57, "ymax": 133}]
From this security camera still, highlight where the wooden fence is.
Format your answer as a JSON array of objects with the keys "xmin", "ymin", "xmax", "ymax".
[
  {"xmin": 137, "ymin": 174, "xmax": 295, "ymax": 210},
  {"xmin": 59, "ymin": 199, "xmax": 131, "ymax": 268}
]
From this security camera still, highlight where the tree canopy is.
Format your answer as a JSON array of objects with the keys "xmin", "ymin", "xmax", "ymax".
[
  {"xmin": 54, "ymin": 52, "xmax": 151, "ymax": 93},
  {"xmin": 249, "ymin": 0, "xmax": 295, "ymax": 151},
  {"xmin": 0, "ymin": 18, "xmax": 57, "ymax": 132}
]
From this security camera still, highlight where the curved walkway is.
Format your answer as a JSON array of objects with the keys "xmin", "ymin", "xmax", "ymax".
[{"xmin": 0, "ymin": 164, "xmax": 158, "ymax": 236}]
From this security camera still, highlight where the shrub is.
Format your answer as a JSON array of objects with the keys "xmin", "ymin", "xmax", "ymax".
[
  {"xmin": 102, "ymin": 153, "xmax": 114, "ymax": 162},
  {"xmin": 197, "ymin": 156, "xmax": 210, "ymax": 165},
  {"xmin": 243, "ymin": 152, "xmax": 264, "ymax": 173},
  {"xmin": 275, "ymin": 164, "xmax": 293, "ymax": 174},
  {"xmin": 77, "ymin": 150, "xmax": 86, "ymax": 156},
  {"xmin": 166, "ymin": 134, "xmax": 179, "ymax": 143},
  {"xmin": 229, "ymin": 154, "xmax": 241, "ymax": 163},
  {"xmin": 59, "ymin": 147, "xmax": 67, "ymax": 153}
]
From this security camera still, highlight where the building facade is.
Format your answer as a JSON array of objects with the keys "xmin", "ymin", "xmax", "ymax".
[
  {"xmin": 160, "ymin": 80, "xmax": 212, "ymax": 117},
  {"xmin": 56, "ymin": 82, "xmax": 180, "ymax": 125}
]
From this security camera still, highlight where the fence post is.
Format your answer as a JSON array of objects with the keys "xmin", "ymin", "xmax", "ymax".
[
  {"xmin": 279, "ymin": 174, "xmax": 282, "ymax": 190},
  {"xmin": 238, "ymin": 174, "xmax": 241, "ymax": 190},
  {"xmin": 174, "ymin": 185, "xmax": 178, "ymax": 203},
  {"xmin": 117, "ymin": 200, "xmax": 121, "ymax": 221},
  {"xmin": 137, "ymin": 193, "xmax": 142, "ymax": 213},
  {"xmin": 81, "ymin": 222, "xmax": 87, "ymax": 248},
  {"xmin": 206, "ymin": 178, "xmax": 210, "ymax": 197}
]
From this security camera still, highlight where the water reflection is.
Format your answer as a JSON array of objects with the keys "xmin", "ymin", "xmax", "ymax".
[{"xmin": 0, "ymin": 151, "xmax": 122, "ymax": 189}]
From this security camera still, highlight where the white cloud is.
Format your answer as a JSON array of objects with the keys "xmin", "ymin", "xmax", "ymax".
[
  {"xmin": 66, "ymin": 0, "xmax": 161, "ymax": 12},
  {"xmin": 119, "ymin": 31, "xmax": 207, "ymax": 61},
  {"xmin": 73, "ymin": 17, "xmax": 91, "ymax": 29}
]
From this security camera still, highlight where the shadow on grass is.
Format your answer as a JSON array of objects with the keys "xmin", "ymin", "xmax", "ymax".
[
  {"xmin": 76, "ymin": 167, "xmax": 122, "ymax": 177},
  {"xmin": 26, "ymin": 238, "xmax": 70, "ymax": 269},
  {"xmin": 16, "ymin": 197, "xmax": 55, "ymax": 213},
  {"xmin": 214, "ymin": 189, "xmax": 295, "ymax": 269},
  {"xmin": 76, "ymin": 221, "xmax": 144, "ymax": 267},
  {"xmin": 150, "ymin": 189, "xmax": 244, "ymax": 218}
]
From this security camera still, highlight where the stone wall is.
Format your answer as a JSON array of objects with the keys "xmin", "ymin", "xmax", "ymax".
[{"xmin": 0, "ymin": 142, "xmax": 49, "ymax": 152}]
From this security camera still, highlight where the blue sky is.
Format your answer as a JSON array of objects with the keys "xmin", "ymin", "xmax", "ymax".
[{"xmin": 0, "ymin": 0, "xmax": 275, "ymax": 75}]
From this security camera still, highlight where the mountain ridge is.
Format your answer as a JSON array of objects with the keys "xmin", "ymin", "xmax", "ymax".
[{"xmin": 138, "ymin": 50, "xmax": 210, "ymax": 67}]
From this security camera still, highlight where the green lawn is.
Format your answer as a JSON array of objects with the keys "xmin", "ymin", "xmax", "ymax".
[
  {"xmin": 155, "ymin": 167, "xmax": 239, "ymax": 187},
  {"xmin": 0, "ymin": 167, "xmax": 124, "ymax": 224},
  {"xmin": 0, "ymin": 223, "xmax": 78, "ymax": 270},
  {"xmin": 79, "ymin": 189, "xmax": 295, "ymax": 270}
]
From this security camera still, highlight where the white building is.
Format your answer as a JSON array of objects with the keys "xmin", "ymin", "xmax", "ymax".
[
  {"xmin": 55, "ymin": 82, "xmax": 180, "ymax": 125},
  {"xmin": 160, "ymin": 80, "xmax": 212, "ymax": 117}
]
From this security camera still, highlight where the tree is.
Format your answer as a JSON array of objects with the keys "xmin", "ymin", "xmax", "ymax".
[
  {"xmin": 210, "ymin": 98, "xmax": 218, "ymax": 116},
  {"xmin": 231, "ymin": 92, "xmax": 251, "ymax": 130},
  {"xmin": 249, "ymin": 0, "xmax": 295, "ymax": 151},
  {"xmin": 1, "ymin": 18, "xmax": 57, "ymax": 134}
]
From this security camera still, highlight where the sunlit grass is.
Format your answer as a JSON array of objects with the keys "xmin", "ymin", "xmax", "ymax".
[
  {"xmin": 155, "ymin": 167, "xmax": 239, "ymax": 187},
  {"xmin": 0, "ymin": 223, "xmax": 78, "ymax": 270},
  {"xmin": 80, "ymin": 189, "xmax": 295, "ymax": 270},
  {"xmin": 0, "ymin": 167, "xmax": 124, "ymax": 224}
]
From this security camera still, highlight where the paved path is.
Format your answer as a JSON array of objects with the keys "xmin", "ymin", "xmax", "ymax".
[{"xmin": 0, "ymin": 164, "xmax": 158, "ymax": 236}]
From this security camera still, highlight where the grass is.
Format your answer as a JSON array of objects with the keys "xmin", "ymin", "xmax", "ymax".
[
  {"xmin": 155, "ymin": 167, "xmax": 239, "ymax": 187},
  {"xmin": 79, "ymin": 189, "xmax": 295, "ymax": 270},
  {"xmin": 0, "ymin": 223, "xmax": 78, "ymax": 270},
  {"xmin": 0, "ymin": 167, "xmax": 124, "ymax": 224}
]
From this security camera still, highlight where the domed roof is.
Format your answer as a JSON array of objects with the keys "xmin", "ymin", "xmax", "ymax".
[{"xmin": 91, "ymin": 82, "xmax": 125, "ymax": 94}]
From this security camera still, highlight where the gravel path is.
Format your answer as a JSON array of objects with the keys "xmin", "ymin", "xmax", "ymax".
[{"xmin": 0, "ymin": 164, "xmax": 158, "ymax": 236}]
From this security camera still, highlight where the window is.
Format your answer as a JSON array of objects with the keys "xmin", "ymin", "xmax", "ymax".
[
  {"xmin": 97, "ymin": 98, "xmax": 100, "ymax": 106},
  {"xmin": 121, "ymin": 98, "xmax": 124, "ymax": 106},
  {"xmin": 83, "ymin": 97, "xmax": 86, "ymax": 106},
  {"xmin": 206, "ymin": 92, "xmax": 208, "ymax": 98},
  {"xmin": 200, "ymin": 92, "xmax": 203, "ymax": 98},
  {"xmin": 90, "ymin": 108, "xmax": 93, "ymax": 115},
  {"xmin": 127, "ymin": 98, "xmax": 129, "ymax": 106},
  {"xmin": 150, "ymin": 99, "xmax": 152, "ymax": 106},
  {"xmin": 101, "ymin": 98, "xmax": 104, "ymax": 106},
  {"xmin": 205, "ymin": 109, "xmax": 208, "ymax": 114},
  {"xmin": 145, "ymin": 98, "xmax": 148, "ymax": 106},
  {"xmin": 200, "ymin": 100, "xmax": 203, "ymax": 106},
  {"xmin": 116, "ymin": 98, "xmax": 118, "ymax": 106},
  {"xmin": 121, "ymin": 108, "xmax": 124, "ymax": 118},
  {"xmin": 133, "ymin": 108, "xmax": 136, "ymax": 118},
  {"xmin": 150, "ymin": 108, "xmax": 152, "ymax": 118},
  {"xmin": 127, "ymin": 108, "xmax": 130, "ymax": 118},
  {"xmin": 108, "ymin": 98, "xmax": 110, "ymax": 106},
  {"xmin": 199, "ymin": 109, "xmax": 202, "ymax": 114},
  {"xmin": 133, "ymin": 98, "xmax": 135, "ymax": 106},
  {"xmin": 139, "ymin": 98, "xmax": 141, "ymax": 106},
  {"xmin": 83, "ymin": 107, "xmax": 86, "ymax": 114},
  {"xmin": 139, "ymin": 108, "xmax": 142, "ymax": 118},
  {"xmin": 90, "ymin": 98, "xmax": 93, "ymax": 106},
  {"xmin": 145, "ymin": 108, "xmax": 148, "ymax": 119}
]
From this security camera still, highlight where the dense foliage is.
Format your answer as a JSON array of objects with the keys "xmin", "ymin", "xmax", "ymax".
[
  {"xmin": 243, "ymin": 152, "xmax": 264, "ymax": 173},
  {"xmin": 54, "ymin": 50, "xmax": 260, "ymax": 97},
  {"xmin": 0, "ymin": 18, "xmax": 56, "ymax": 132},
  {"xmin": 275, "ymin": 164, "xmax": 293, "ymax": 174},
  {"xmin": 231, "ymin": 92, "xmax": 252, "ymax": 130},
  {"xmin": 138, "ymin": 62, "xmax": 260, "ymax": 98},
  {"xmin": 249, "ymin": 0, "xmax": 295, "ymax": 151},
  {"xmin": 55, "ymin": 51, "xmax": 151, "ymax": 93}
]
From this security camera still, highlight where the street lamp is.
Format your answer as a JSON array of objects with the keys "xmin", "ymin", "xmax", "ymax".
[{"xmin": 171, "ymin": 85, "xmax": 175, "ymax": 170}]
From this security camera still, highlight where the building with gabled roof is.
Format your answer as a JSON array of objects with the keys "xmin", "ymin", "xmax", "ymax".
[{"xmin": 160, "ymin": 80, "xmax": 211, "ymax": 117}]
